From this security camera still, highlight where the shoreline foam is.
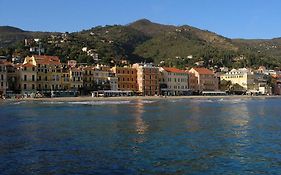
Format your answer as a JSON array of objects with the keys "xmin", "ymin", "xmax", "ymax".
[{"xmin": 2, "ymin": 95, "xmax": 281, "ymax": 103}]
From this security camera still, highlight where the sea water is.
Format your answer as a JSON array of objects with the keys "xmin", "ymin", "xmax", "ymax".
[{"xmin": 1, "ymin": 98, "xmax": 281, "ymax": 174}]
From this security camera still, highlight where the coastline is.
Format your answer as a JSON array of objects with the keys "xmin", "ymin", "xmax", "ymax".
[{"xmin": 2, "ymin": 95, "xmax": 281, "ymax": 102}]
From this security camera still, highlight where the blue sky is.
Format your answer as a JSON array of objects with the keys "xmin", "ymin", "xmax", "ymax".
[{"xmin": 0, "ymin": 0, "xmax": 281, "ymax": 39}]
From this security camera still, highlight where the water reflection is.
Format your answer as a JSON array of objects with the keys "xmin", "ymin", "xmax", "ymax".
[
  {"xmin": 185, "ymin": 104, "xmax": 202, "ymax": 132},
  {"xmin": 134, "ymin": 100, "xmax": 148, "ymax": 135}
]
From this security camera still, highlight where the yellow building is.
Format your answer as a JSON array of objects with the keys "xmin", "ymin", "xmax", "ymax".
[
  {"xmin": 133, "ymin": 63, "xmax": 160, "ymax": 96},
  {"xmin": 61, "ymin": 67, "xmax": 70, "ymax": 90},
  {"xmin": 25, "ymin": 55, "xmax": 62, "ymax": 91},
  {"xmin": 111, "ymin": 66, "xmax": 137, "ymax": 92},
  {"xmin": 19, "ymin": 63, "xmax": 37, "ymax": 95},
  {"xmin": 220, "ymin": 68, "xmax": 254, "ymax": 90},
  {"xmin": 69, "ymin": 67, "xmax": 83, "ymax": 90}
]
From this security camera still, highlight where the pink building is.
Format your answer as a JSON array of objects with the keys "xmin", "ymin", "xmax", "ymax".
[{"xmin": 189, "ymin": 67, "xmax": 218, "ymax": 92}]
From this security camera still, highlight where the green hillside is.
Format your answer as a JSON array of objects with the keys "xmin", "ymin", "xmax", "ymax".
[{"xmin": 1, "ymin": 20, "xmax": 281, "ymax": 69}]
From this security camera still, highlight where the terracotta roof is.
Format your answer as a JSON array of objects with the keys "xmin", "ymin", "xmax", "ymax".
[
  {"xmin": 162, "ymin": 67, "xmax": 187, "ymax": 73},
  {"xmin": 22, "ymin": 63, "xmax": 35, "ymax": 68},
  {"xmin": 83, "ymin": 66, "xmax": 95, "ymax": 71},
  {"xmin": 33, "ymin": 55, "xmax": 61, "ymax": 65},
  {"xmin": 33, "ymin": 55, "xmax": 60, "ymax": 61},
  {"xmin": 192, "ymin": 67, "xmax": 214, "ymax": 75}
]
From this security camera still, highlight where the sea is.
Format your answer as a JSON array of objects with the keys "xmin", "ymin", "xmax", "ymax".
[{"xmin": 1, "ymin": 97, "xmax": 281, "ymax": 174}]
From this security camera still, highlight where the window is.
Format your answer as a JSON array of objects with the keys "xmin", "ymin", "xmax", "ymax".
[
  {"xmin": 24, "ymin": 84, "xmax": 27, "ymax": 89},
  {"xmin": 1, "ymin": 82, "xmax": 3, "ymax": 87},
  {"xmin": 32, "ymin": 75, "xmax": 35, "ymax": 81},
  {"xmin": 32, "ymin": 84, "xmax": 35, "ymax": 89},
  {"xmin": 24, "ymin": 75, "xmax": 27, "ymax": 81}
]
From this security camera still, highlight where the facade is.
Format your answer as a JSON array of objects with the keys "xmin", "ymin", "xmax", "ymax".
[
  {"xmin": 25, "ymin": 55, "xmax": 63, "ymax": 91},
  {"xmin": 6, "ymin": 62, "xmax": 18, "ymax": 94},
  {"xmin": 0, "ymin": 61, "xmax": 7, "ymax": 96},
  {"xmin": 159, "ymin": 67, "xmax": 189, "ymax": 95},
  {"xmin": 189, "ymin": 67, "xmax": 218, "ymax": 92},
  {"xmin": 82, "ymin": 66, "xmax": 112, "ymax": 93},
  {"xmin": 108, "ymin": 77, "xmax": 118, "ymax": 91},
  {"xmin": 188, "ymin": 72, "xmax": 199, "ymax": 93},
  {"xmin": 61, "ymin": 69, "xmax": 71, "ymax": 90},
  {"xmin": 220, "ymin": 68, "xmax": 254, "ymax": 90},
  {"xmin": 133, "ymin": 63, "xmax": 160, "ymax": 96},
  {"xmin": 111, "ymin": 66, "xmax": 138, "ymax": 92},
  {"xmin": 19, "ymin": 63, "xmax": 37, "ymax": 95},
  {"xmin": 69, "ymin": 67, "xmax": 83, "ymax": 90}
]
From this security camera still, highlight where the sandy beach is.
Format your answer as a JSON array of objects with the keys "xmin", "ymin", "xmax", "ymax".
[{"xmin": 2, "ymin": 95, "xmax": 281, "ymax": 102}]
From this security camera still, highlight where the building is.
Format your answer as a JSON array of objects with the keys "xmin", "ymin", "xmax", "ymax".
[
  {"xmin": 108, "ymin": 76, "xmax": 118, "ymax": 91},
  {"xmin": 0, "ymin": 60, "xmax": 7, "ymax": 97},
  {"xmin": 82, "ymin": 66, "xmax": 112, "ymax": 94},
  {"xmin": 189, "ymin": 67, "xmax": 218, "ymax": 92},
  {"xmin": 5, "ymin": 62, "xmax": 18, "ymax": 94},
  {"xmin": 220, "ymin": 68, "xmax": 255, "ymax": 90},
  {"xmin": 188, "ymin": 72, "xmax": 199, "ymax": 93},
  {"xmin": 111, "ymin": 66, "xmax": 138, "ymax": 92},
  {"xmin": 25, "ymin": 55, "xmax": 62, "ymax": 91},
  {"xmin": 61, "ymin": 67, "xmax": 71, "ymax": 90},
  {"xmin": 159, "ymin": 67, "xmax": 189, "ymax": 95},
  {"xmin": 133, "ymin": 63, "xmax": 160, "ymax": 96},
  {"xmin": 18, "ymin": 63, "xmax": 37, "ymax": 95},
  {"xmin": 69, "ymin": 67, "xmax": 83, "ymax": 90}
]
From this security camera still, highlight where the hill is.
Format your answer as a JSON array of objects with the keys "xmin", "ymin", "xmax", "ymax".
[
  {"xmin": 1, "ymin": 20, "xmax": 281, "ymax": 68},
  {"xmin": 0, "ymin": 26, "xmax": 58, "ymax": 48}
]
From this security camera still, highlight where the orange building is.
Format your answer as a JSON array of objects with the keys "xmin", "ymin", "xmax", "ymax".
[
  {"xmin": 133, "ymin": 63, "xmax": 160, "ymax": 96},
  {"xmin": 111, "ymin": 66, "xmax": 138, "ymax": 92}
]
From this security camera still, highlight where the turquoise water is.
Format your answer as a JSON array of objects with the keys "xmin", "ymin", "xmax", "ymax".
[{"xmin": 1, "ymin": 98, "xmax": 281, "ymax": 174}]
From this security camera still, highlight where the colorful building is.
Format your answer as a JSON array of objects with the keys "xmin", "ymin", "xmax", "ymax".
[
  {"xmin": 0, "ymin": 60, "xmax": 7, "ymax": 97},
  {"xmin": 18, "ymin": 63, "xmax": 37, "ymax": 95},
  {"xmin": 69, "ymin": 67, "xmax": 83, "ymax": 90},
  {"xmin": 188, "ymin": 72, "xmax": 199, "ymax": 93},
  {"xmin": 111, "ymin": 66, "xmax": 138, "ymax": 92},
  {"xmin": 159, "ymin": 67, "xmax": 189, "ymax": 95},
  {"xmin": 189, "ymin": 67, "xmax": 218, "ymax": 92},
  {"xmin": 25, "ymin": 55, "xmax": 62, "ymax": 91},
  {"xmin": 220, "ymin": 68, "xmax": 254, "ymax": 90},
  {"xmin": 133, "ymin": 63, "xmax": 160, "ymax": 96}
]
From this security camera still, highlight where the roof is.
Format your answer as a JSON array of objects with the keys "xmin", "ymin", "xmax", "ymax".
[
  {"xmin": 191, "ymin": 67, "xmax": 214, "ymax": 75},
  {"xmin": 33, "ymin": 55, "xmax": 61, "ymax": 65},
  {"xmin": 83, "ymin": 66, "xmax": 95, "ymax": 71},
  {"xmin": 33, "ymin": 55, "xmax": 60, "ymax": 61},
  {"xmin": 162, "ymin": 67, "xmax": 187, "ymax": 73},
  {"xmin": 22, "ymin": 63, "xmax": 35, "ymax": 68}
]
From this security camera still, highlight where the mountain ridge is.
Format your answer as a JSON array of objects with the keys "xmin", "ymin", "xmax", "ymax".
[{"xmin": 1, "ymin": 19, "xmax": 281, "ymax": 68}]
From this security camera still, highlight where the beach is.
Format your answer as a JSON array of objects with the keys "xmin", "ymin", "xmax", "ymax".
[{"xmin": 2, "ymin": 95, "xmax": 281, "ymax": 102}]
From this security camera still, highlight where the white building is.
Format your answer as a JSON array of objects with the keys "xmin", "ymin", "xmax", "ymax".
[{"xmin": 159, "ymin": 67, "xmax": 189, "ymax": 95}]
